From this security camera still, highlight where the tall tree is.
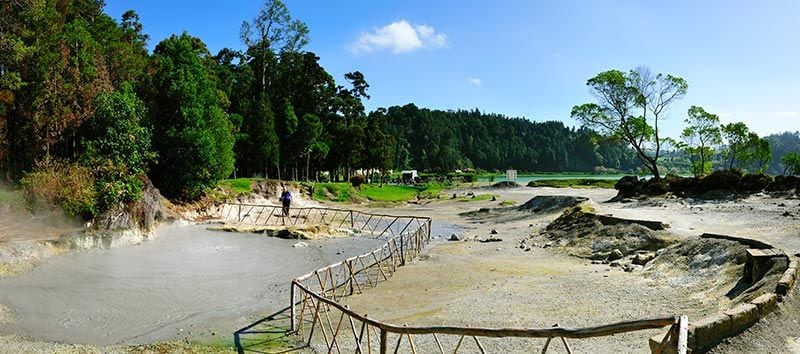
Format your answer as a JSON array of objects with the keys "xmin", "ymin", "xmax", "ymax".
[
  {"xmin": 239, "ymin": 0, "xmax": 309, "ymax": 179},
  {"xmin": 571, "ymin": 68, "xmax": 687, "ymax": 179},
  {"xmin": 144, "ymin": 33, "xmax": 234, "ymax": 200}
]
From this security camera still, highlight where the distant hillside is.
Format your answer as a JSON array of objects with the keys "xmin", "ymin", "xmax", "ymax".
[{"xmin": 766, "ymin": 131, "xmax": 800, "ymax": 174}]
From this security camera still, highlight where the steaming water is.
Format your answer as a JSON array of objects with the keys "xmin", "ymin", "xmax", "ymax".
[{"xmin": 0, "ymin": 224, "xmax": 390, "ymax": 345}]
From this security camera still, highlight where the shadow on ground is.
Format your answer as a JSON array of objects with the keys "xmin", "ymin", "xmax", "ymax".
[{"xmin": 234, "ymin": 306, "xmax": 306, "ymax": 354}]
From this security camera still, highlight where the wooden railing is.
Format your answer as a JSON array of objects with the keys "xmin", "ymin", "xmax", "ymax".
[
  {"xmin": 224, "ymin": 204, "xmax": 686, "ymax": 353},
  {"xmin": 220, "ymin": 203, "xmax": 431, "ymax": 242}
]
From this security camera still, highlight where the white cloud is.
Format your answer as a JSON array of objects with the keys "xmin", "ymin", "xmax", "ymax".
[
  {"xmin": 349, "ymin": 20, "xmax": 447, "ymax": 54},
  {"xmin": 468, "ymin": 77, "xmax": 482, "ymax": 86}
]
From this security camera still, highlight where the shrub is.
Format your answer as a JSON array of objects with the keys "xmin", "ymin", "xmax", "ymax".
[
  {"xmin": 22, "ymin": 158, "xmax": 97, "ymax": 218},
  {"xmin": 350, "ymin": 175, "xmax": 366, "ymax": 188}
]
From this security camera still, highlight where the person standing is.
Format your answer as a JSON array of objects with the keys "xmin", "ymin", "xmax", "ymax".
[{"xmin": 280, "ymin": 186, "xmax": 292, "ymax": 216}]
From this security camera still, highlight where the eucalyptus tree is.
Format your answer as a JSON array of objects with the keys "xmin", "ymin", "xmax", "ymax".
[{"xmin": 571, "ymin": 67, "xmax": 687, "ymax": 179}]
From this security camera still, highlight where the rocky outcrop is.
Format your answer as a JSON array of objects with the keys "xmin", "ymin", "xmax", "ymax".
[
  {"xmin": 94, "ymin": 179, "xmax": 168, "ymax": 231},
  {"xmin": 614, "ymin": 171, "xmax": 800, "ymax": 201},
  {"xmin": 541, "ymin": 204, "xmax": 678, "ymax": 258},
  {"xmin": 517, "ymin": 195, "xmax": 588, "ymax": 214}
]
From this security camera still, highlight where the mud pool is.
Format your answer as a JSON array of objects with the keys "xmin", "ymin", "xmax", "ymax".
[{"xmin": 0, "ymin": 223, "xmax": 391, "ymax": 345}]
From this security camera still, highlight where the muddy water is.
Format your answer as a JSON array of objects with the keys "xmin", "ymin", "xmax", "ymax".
[{"xmin": 0, "ymin": 224, "xmax": 386, "ymax": 345}]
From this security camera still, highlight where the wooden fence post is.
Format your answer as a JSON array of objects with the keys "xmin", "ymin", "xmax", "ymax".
[
  {"xmin": 350, "ymin": 211, "xmax": 355, "ymax": 228},
  {"xmin": 427, "ymin": 219, "xmax": 432, "ymax": 242},
  {"xmin": 237, "ymin": 204, "xmax": 241, "ymax": 222},
  {"xmin": 290, "ymin": 281, "xmax": 297, "ymax": 332},
  {"xmin": 677, "ymin": 315, "xmax": 688, "ymax": 354},
  {"xmin": 380, "ymin": 329, "xmax": 388, "ymax": 354}
]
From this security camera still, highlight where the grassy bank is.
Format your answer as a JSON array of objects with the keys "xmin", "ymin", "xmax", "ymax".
[{"xmin": 312, "ymin": 182, "xmax": 454, "ymax": 203}]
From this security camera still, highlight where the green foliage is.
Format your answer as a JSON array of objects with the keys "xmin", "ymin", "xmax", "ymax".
[
  {"xmin": 313, "ymin": 183, "xmax": 355, "ymax": 202},
  {"xmin": 22, "ymin": 158, "xmax": 97, "ymax": 218},
  {"xmin": 766, "ymin": 132, "xmax": 800, "ymax": 174},
  {"xmin": 721, "ymin": 122, "xmax": 751, "ymax": 169},
  {"xmin": 681, "ymin": 106, "xmax": 721, "ymax": 177},
  {"xmin": 572, "ymin": 67, "xmax": 688, "ymax": 179},
  {"xmin": 83, "ymin": 85, "xmax": 153, "ymax": 210},
  {"xmin": 499, "ymin": 200, "xmax": 517, "ymax": 206},
  {"xmin": 781, "ymin": 152, "xmax": 800, "ymax": 175},
  {"xmin": 145, "ymin": 33, "xmax": 235, "ymax": 200},
  {"xmin": 377, "ymin": 104, "xmax": 639, "ymax": 174},
  {"xmin": 218, "ymin": 178, "xmax": 254, "ymax": 195},
  {"xmin": 527, "ymin": 179, "xmax": 617, "ymax": 189}
]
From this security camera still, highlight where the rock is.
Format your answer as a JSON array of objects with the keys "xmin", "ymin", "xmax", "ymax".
[
  {"xmin": 622, "ymin": 264, "xmax": 634, "ymax": 272},
  {"xmin": 292, "ymin": 241, "xmax": 309, "ymax": 248},
  {"xmin": 591, "ymin": 260, "xmax": 602, "ymax": 265},
  {"xmin": 524, "ymin": 247, "xmax": 531, "ymax": 252},
  {"xmin": 724, "ymin": 303, "xmax": 759, "ymax": 335},
  {"xmin": 783, "ymin": 211, "xmax": 793, "ymax": 217},
  {"xmin": 631, "ymin": 252, "xmax": 656, "ymax": 265},
  {"xmin": 491, "ymin": 196, "xmax": 497, "ymax": 201},
  {"xmin": 519, "ymin": 244, "xmax": 526, "ymax": 249},
  {"xmin": 480, "ymin": 237, "xmax": 503, "ymax": 243},
  {"xmin": 607, "ymin": 249, "xmax": 624, "ymax": 261},
  {"xmin": 490, "ymin": 229, "xmax": 498, "ymax": 234},
  {"xmin": 609, "ymin": 261, "xmax": 620, "ymax": 267},
  {"xmin": 448, "ymin": 233, "xmax": 461, "ymax": 241},
  {"xmin": 749, "ymin": 293, "xmax": 778, "ymax": 318},
  {"xmin": 543, "ymin": 241, "xmax": 553, "ymax": 248},
  {"xmin": 496, "ymin": 248, "xmax": 502, "ymax": 251}
]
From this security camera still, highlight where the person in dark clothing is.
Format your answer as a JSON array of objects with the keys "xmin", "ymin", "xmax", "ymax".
[{"xmin": 280, "ymin": 186, "xmax": 292, "ymax": 216}]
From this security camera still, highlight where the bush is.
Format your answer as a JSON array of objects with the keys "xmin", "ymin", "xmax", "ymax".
[
  {"xmin": 22, "ymin": 158, "xmax": 97, "ymax": 219},
  {"xmin": 349, "ymin": 175, "xmax": 366, "ymax": 188}
]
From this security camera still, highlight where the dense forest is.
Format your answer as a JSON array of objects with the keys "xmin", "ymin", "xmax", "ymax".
[
  {"xmin": 375, "ymin": 104, "xmax": 639, "ymax": 173},
  {"xmin": 1, "ymin": 0, "xmax": 798, "ymax": 219}
]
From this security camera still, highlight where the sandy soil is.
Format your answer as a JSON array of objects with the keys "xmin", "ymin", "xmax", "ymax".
[{"xmin": 335, "ymin": 186, "xmax": 800, "ymax": 353}]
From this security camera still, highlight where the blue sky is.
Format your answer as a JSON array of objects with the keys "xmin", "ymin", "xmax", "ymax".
[{"xmin": 105, "ymin": 0, "xmax": 800, "ymax": 138}]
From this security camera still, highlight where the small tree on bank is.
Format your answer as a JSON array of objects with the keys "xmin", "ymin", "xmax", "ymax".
[
  {"xmin": 571, "ymin": 67, "xmax": 687, "ymax": 179},
  {"xmin": 681, "ymin": 106, "xmax": 721, "ymax": 177}
]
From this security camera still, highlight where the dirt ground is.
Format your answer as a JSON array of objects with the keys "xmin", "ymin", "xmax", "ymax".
[
  {"xmin": 342, "ymin": 186, "xmax": 800, "ymax": 353},
  {"xmin": 2, "ymin": 185, "xmax": 799, "ymax": 353}
]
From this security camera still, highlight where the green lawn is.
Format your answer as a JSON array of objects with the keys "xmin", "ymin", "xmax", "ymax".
[
  {"xmin": 217, "ymin": 178, "xmax": 254, "ymax": 194},
  {"xmin": 313, "ymin": 183, "xmax": 356, "ymax": 202},
  {"xmin": 313, "ymin": 182, "xmax": 445, "ymax": 203},
  {"xmin": 359, "ymin": 184, "xmax": 420, "ymax": 201}
]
